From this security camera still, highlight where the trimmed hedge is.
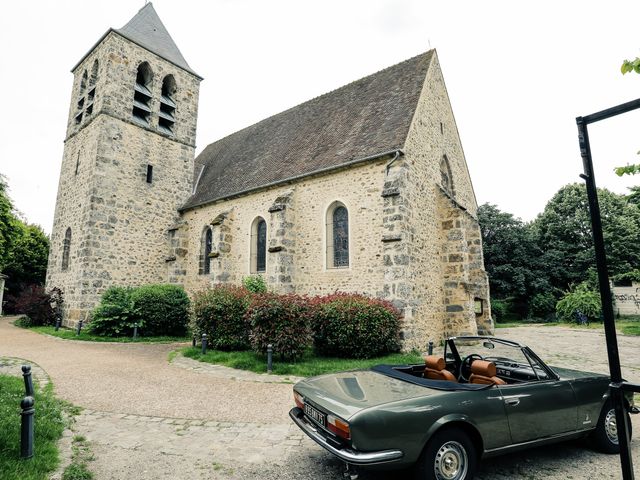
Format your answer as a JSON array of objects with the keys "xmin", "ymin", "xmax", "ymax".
[
  {"xmin": 246, "ymin": 293, "xmax": 311, "ymax": 360},
  {"xmin": 312, "ymin": 293, "xmax": 401, "ymax": 359},
  {"xmin": 131, "ymin": 284, "xmax": 190, "ymax": 336},
  {"xmin": 88, "ymin": 284, "xmax": 189, "ymax": 337},
  {"xmin": 88, "ymin": 286, "xmax": 135, "ymax": 336},
  {"xmin": 191, "ymin": 285, "xmax": 252, "ymax": 350}
]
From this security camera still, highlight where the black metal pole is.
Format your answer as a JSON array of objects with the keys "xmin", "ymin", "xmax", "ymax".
[
  {"xmin": 576, "ymin": 117, "xmax": 634, "ymax": 479},
  {"xmin": 20, "ymin": 396, "xmax": 34, "ymax": 459}
]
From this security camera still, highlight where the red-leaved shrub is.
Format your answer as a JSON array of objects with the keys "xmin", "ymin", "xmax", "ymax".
[
  {"xmin": 246, "ymin": 293, "xmax": 311, "ymax": 360},
  {"xmin": 192, "ymin": 285, "xmax": 253, "ymax": 350},
  {"xmin": 311, "ymin": 293, "xmax": 401, "ymax": 359}
]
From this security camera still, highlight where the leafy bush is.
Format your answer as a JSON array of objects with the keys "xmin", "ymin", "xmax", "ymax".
[
  {"xmin": 191, "ymin": 285, "xmax": 252, "ymax": 350},
  {"xmin": 246, "ymin": 293, "xmax": 311, "ymax": 360},
  {"xmin": 311, "ymin": 293, "xmax": 401, "ymax": 359},
  {"xmin": 9, "ymin": 284, "xmax": 57, "ymax": 326},
  {"xmin": 88, "ymin": 286, "xmax": 136, "ymax": 337},
  {"xmin": 242, "ymin": 275, "xmax": 267, "ymax": 294},
  {"xmin": 556, "ymin": 284, "xmax": 602, "ymax": 323},
  {"xmin": 131, "ymin": 284, "xmax": 190, "ymax": 337},
  {"xmin": 529, "ymin": 292, "xmax": 557, "ymax": 320}
]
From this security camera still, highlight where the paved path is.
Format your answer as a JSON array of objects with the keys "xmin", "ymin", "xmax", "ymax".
[{"xmin": 0, "ymin": 317, "xmax": 638, "ymax": 479}]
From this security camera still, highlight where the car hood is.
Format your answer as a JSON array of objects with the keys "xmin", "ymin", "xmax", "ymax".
[{"xmin": 294, "ymin": 369, "xmax": 441, "ymax": 420}]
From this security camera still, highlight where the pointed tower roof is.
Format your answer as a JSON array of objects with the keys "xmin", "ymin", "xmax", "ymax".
[{"xmin": 72, "ymin": 3, "xmax": 201, "ymax": 79}]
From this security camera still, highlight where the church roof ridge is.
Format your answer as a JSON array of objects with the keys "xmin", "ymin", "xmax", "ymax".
[
  {"xmin": 72, "ymin": 3, "xmax": 201, "ymax": 79},
  {"xmin": 182, "ymin": 50, "xmax": 435, "ymax": 211}
]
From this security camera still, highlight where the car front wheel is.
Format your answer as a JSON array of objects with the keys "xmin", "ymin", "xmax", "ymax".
[
  {"xmin": 591, "ymin": 400, "xmax": 633, "ymax": 454},
  {"xmin": 415, "ymin": 427, "xmax": 477, "ymax": 480}
]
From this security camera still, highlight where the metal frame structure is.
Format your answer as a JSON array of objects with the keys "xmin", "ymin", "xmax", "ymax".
[{"xmin": 576, "ymin": 98, "xmax": 640, "ymax": 480}]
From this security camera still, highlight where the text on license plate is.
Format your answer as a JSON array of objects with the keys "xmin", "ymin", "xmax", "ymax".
[{"xmin": 304, "ymin": 404, "xmax": 326, "ymax": 427}]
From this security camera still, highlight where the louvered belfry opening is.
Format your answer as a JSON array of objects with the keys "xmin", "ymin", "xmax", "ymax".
[
  {"xmin": 132, "ymin": 62, "xmax": 153, "ymax": 125},
  {"xmin": 75, "ymin": 71, "xmax": 88, "ymax": 124},
  {"xmin": 159, "ymin": 75, "xmax": 176, "ymax": 135}
]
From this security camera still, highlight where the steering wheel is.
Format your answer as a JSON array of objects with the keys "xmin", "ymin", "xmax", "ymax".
[{"xmin": 458, "ymin": 354, "xmax": 483, "ymax": 382}]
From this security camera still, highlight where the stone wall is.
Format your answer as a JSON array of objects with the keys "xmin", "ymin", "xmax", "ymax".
[
  {"xmin": 175, "ymin": 160, "xmax": 390, "ymax": 298},
  {"xmin": 396, "ymin": 51, "xmax": 491, "ymax": 349},
  {"xmin": 46, "ymin": 32, "xmax": 200, "ymax": 324}
]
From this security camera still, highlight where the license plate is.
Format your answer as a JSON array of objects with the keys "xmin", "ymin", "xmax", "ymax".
[{"xmin": 304, "ymin": 403, "xmax": 326, "ymax": 427}]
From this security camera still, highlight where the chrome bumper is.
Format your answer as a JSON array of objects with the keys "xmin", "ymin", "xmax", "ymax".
[{"xmin": 289, "ymin": 407, "xmax": 403, "ymax": 465}]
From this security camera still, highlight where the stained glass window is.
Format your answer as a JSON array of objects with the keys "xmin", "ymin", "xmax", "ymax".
[
  {"xmin": 203, "ymin": 228, "xmax": 212, "ymax": 275},
  {"xmin": 333, "ymin": 206, "xmax": 349, "ymax": 267},
  {"xmin": 256, "ymin": 219, "xmax": 266, "ymax": 273}
]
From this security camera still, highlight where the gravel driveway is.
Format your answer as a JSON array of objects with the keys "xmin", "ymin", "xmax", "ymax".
[{"xmin": 0, "ymin": 317, "xmax": 637, "ymax": 479}]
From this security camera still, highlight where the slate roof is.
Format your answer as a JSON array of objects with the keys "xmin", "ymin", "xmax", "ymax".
[
  {"xmin": 181, "ymin": 50, "xmax": 434, "ymax": 211},
  {"xmin": 73, "ymin": 3, "xmax": 201, "ymax": 79}
]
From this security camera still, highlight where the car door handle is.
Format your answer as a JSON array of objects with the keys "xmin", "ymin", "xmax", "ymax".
[{"xmin": 505, "ymin": 398, "xmax": 520, "ymax": 407}]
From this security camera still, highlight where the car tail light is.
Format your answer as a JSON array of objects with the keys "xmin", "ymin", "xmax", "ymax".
[
  {"xmin": 294, "ymin": 391, "xmax": 305, "ymax": 409},
  {"xmin": 327, "ymin": 414, "xmax": 351, "ymax": 440}
]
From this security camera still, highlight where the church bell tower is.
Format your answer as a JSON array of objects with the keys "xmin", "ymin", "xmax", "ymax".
[{"xmin": 46, "ymin": 4, "xmax": 202, "ymax": 324}]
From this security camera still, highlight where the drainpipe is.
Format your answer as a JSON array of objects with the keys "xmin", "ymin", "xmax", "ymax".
[{"xmin": 385, "ymin": 150, "xmax": 402, "ymax": 176}]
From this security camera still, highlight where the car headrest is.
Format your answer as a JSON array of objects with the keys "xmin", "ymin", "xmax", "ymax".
[
  {"xmin": 470, "ymin": 359, "xmax": 497, "ymax": 377},
  {"xmin": 424, "ymin": 355, "xmax": 445, "ymax": 370}
]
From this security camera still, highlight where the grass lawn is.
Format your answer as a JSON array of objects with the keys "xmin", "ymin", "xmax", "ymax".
[
  {"xmin": 19, "ymin": 324, "xmax": 189, "ymax": 344},
  {"xmin": 0, "ymin": 376, "xmax": 66, "ymax": 480},
  {"xmin": 181, "ymin": 347, "xmax": 424, "ymax": 377}
]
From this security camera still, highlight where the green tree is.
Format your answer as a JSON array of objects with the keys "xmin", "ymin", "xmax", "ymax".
[
  {"xmin": 0, "ymin": 175, "xmax": 19, "ymax": 270},
  {"xmin": 478, "ymin": 204, "xmax": 552, "ymax": 318},
  {"xmin": 3, "ymin": 222, "xmax": 49, "ymax": 287},
  {"xmin": 533, "ymin": 183, "xmax": 640, "ymax": 291}
]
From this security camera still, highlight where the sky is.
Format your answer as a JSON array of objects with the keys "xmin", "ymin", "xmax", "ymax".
[{"xmin": 1, "ymin": 0, "xmax": 639, "ymax": 235}]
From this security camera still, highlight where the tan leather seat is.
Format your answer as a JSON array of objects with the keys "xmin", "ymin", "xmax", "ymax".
[
  {"xmin": 424, "ymin": 355, "xmax": 457, "ymax": 382},
  {"xmin": 469, "ymin": 360, "xmax": 506, "ymax": 385}
]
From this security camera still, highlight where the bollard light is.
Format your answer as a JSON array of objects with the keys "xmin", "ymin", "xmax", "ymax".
[
  {"xmin": 201, "ymin": 333, "xmax": 208, "ymax": 355},
  {"xmin": 428, "ymin": 340, "xmax": 434, "ymax": 356},
  {"xmin": 267, "ymin": 344, "xmax": 273, "ymax": 374},
  {"xmin": 192, "ymin": 335, "xmax": 196, "ymax": 348},
  {"xmin": 76, "ymin": 319, "xmax": 83, "ymax": 336},
  {"xmin": 20, "ymin": 396, "xmax": 34, "ymax": 459},
  {"xmin": 54, "ymin": 318, "xmax": 61, "ymax": 332},
  {"xmin": 133, "ymin": 323, "xmax": 138, "ymax": 340}
]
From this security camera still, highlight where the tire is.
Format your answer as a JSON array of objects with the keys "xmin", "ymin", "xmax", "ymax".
[
  {"xmin": 415, "ymin": 427, "xmax": 477, "ymax": 480},
  {"xmin": 591, "ymin": 400, "xmax": 632, "ymax": 454}
]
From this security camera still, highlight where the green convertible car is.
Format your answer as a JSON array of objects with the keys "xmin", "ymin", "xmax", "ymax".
[{"xmin": 289, "ymin": 336, "xmax": 637, "ymax": 480}]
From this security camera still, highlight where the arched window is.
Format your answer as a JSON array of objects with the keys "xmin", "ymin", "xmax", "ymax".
[
  {"xmin": 75, "ymin": 71, "xmax": 88, "ymax": 124},
  {"xmin": 440, "ymin": 155, "xmax": 454, "ymax": 196},
  {"xmin": 132, "ymin": 62, "xmax": 153, "ymax": 125},
  {"xmin": 61, "ymin": 228, "xmax": 72, "ymax": 271},
  {"xmin": 326, "ymin": 202, "xmax": 349, "ymax": 268},
  {"xmin": 158, "ymin": 75, "xmax": 177, "ymax": 135},
  {"xmin": 250, "ymin": 217, "xmax": 267, "ymax": 273},
  {"xmin": 199, "ymin": 227, "xmax": 212, "ymax": 275},
  {"xmin": 86, "ymin": 60, "xmax": 98, "ymax": 116}
]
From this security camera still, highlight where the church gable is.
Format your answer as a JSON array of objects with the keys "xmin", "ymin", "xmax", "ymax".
[{"xmin": 182, "ymin": 51, "xmax": 435, "ymax": 211}]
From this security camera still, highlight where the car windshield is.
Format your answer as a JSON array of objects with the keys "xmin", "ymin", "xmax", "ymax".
[{"xmin": 445, "ymin": 338, "xmax": 549, "ymax": 380}]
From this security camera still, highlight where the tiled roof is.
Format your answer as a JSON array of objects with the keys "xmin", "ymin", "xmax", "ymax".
[{"xmin": 182, "ymin": 50, "xmax": 434, "ymax": 210}]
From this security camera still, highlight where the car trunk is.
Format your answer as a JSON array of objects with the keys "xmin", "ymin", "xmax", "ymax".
[{"xmin": 294, "ymin": 369, "xmax": 442, "ymax": 420}]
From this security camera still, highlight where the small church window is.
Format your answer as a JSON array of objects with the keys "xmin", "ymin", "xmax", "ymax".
[
  {"xmin": 146, "ymin": 164, "xmax": 153, "ymax": 183},
  {"xmin": 440, "ymin": 155, "xmax": 454, "ymax": 196},
  {"xmin": 62, "ymin": 227, "xmax": 72, "ymax": 271},
  {"xmin": 158, "ymin": 75, "xmax": 177, "ymax": 135},
  {"xmin": 132, "ymin": 62, "xmax": 153, "ymax": 125},
  {"xmin": 250, "ymin": 217, "xmax": 267, "ymax": 273},
  {"xmin": 326, "ymin": 202, "xmax": 349, "ymax": 268}
]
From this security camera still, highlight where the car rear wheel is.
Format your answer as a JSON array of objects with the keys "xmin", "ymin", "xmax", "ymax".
[
  {"xmin": 591, "ymin": 400, "xmax": 633, "ymax": 454},
  {"xmin": 415, "ymin": 427, "xmax": 477, "ymax": 480}
]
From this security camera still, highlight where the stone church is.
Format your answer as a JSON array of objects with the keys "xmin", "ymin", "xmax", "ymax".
[{"xmin": 46, "ymin": 4, "xmax": 492, "ymax": 349}]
